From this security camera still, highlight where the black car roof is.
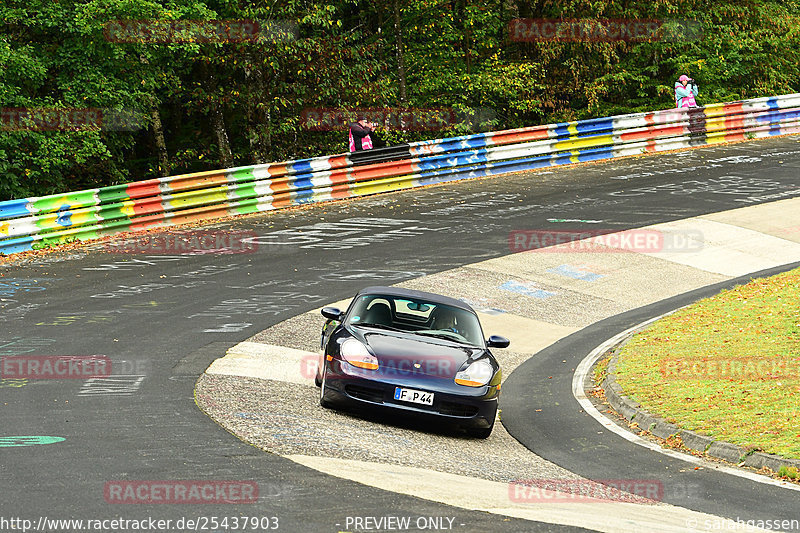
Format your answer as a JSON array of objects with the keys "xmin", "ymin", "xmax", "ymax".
[{"xmin": 355, "ymin": 286, "xmax": 476, "ymax": 312}]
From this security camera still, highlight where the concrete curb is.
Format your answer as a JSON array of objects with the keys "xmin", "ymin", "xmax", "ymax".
[{"xmin": 599, "ymin": 329, "xmax": 800, "ymax": 475}]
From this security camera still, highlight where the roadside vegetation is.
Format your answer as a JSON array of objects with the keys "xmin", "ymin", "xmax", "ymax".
[
  {"xmin": 2, "ymin": 0, "xmax": 799, "ymax": 200},
  {"xmin": 613, "ymin": 266, "xmax": 800, "ymax": 460}
]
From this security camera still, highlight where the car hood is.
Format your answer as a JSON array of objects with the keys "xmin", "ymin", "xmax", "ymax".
[{"xmin": 351, "ymin": 327, "xmax": 488, "ymax": 378}]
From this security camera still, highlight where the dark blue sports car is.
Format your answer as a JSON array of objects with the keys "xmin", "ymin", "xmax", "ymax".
[{"xmin": 315, "ymin": 286, "xmax": 509, "ymax": 438}]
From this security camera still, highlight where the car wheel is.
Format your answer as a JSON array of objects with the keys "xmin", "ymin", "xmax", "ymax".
[
  {"xmin": 314, "ymin": 351, "xmax": 325, "ymax": 387},
  {"xmin": 467, "ymin": 421, "xmax": 494, "ymax": 439},
  {"xmin": 319, "ymin": 370, "xmax": 332, "ymax": 408}
]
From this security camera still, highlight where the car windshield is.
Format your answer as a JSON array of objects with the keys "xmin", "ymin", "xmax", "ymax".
[{"xmin": 347, "ymin": 294, "xmax": 484, "ymax": 346}]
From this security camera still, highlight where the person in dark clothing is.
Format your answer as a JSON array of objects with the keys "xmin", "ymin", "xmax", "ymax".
[{"xmin": 348, "ymin": 115, "xmax": 386, "ymax": 152}]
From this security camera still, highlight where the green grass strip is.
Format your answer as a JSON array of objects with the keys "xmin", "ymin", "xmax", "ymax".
[{"xmin": 615, "ymin": 267, "xmax": 800, "ymax": 459}]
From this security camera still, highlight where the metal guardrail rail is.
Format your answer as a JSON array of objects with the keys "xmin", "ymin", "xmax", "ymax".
[{"xmin": 1, "ymin": 93, "xmax": 799, "ymax": 255}]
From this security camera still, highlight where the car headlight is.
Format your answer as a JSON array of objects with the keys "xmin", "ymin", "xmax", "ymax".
[
  {"xmin": 454, "ymin": 359, "xmax": 494, "ymax": 387},
  {"xmin": 340, "ymin": 338, "xmax": 379, "ymax": 370}
]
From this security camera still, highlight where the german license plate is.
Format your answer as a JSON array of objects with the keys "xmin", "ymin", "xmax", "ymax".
[{"xmin": 393, "ymin": 387, "xmax": 434, "ymax": 406}]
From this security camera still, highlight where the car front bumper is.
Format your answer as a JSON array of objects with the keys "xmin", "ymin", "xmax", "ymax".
[{"xmin": 321, "ymin": 359, "xmax": 499, "ymax": 429}]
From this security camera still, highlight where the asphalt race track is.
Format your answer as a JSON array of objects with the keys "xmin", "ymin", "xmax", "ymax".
[{"xmin": 2, "ymin": 135, "xmax": 800, "ymax": 532}]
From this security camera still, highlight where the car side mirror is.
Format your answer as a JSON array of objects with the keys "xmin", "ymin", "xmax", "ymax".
[
  {"xmin": 321, "ymin": 307, "xmax": 344, "ymax": 321},
  {"xmin": 486, "ymin": 335, "xmax": 510, "ymax": 348}
]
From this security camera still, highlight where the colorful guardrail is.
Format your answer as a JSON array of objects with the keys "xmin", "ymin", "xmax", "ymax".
[{"xmin": 2, "ymin": 93, "xmax": 799, "ymax": 255}]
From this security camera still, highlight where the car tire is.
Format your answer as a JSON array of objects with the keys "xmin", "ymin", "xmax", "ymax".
[
  {"xmin": 319, "ymin": 371, "xmax": 332, "ymax": 409},
  {"xmin": 467, "ymin": 422, "xmax": 494, "ymax": 439}
]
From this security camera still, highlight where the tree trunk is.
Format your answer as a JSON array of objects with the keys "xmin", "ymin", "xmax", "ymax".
[
  {"xmin": 456, "ymin": 0, "xmax": 470, "ymax": 75},
  {"xmin": 150, "ymin": 105, "xmax": 170, "ymax": 176},
  {"xmin": 243, "ymin": 55, "xmax": 271, "ymax": 164},
  {"xmin": 204, "ymin": 65, "xmax": 234, "ymax": 169},
  {"xmin": 211, "ymin": 103, "xmax": 233, "ymax": 169},
  {"xmin": 254, "ymin": 63, "xmax": 272, "ymax": 163},
  {"xmin": 465, "ymin": 26, "xmax": 471, "ymax": 75},
  {"xmin": 138, "ymin": 54, "xmax": 171, "ymax": 176},
  {"xmin": 393, "ymin": 0, "xmax": 407, "ymax": 103},
  {"xmin": 244, "ymin": 60, "xmax": 257, "ymax": 160},
  {"xmin": 202, "ymin": 62, "xmax": 234, "ymax": 168},
  {"xmin": 259, "ymin": 107, "xmax": 271, "ymax": 163}
]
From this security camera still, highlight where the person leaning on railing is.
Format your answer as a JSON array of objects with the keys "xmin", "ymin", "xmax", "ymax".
[{"xmin": 348, "ymin": 115, "xmax": 387, "ymax": 152}]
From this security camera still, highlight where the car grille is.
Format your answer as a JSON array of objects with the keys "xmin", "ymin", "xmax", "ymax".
[
  {"xmin": 438, "ymin": 401, "xmax": 479, "ymax": 417},
  {"xmin": 345, "ymin": 384, "xmax": 385, "ymax": 403}
]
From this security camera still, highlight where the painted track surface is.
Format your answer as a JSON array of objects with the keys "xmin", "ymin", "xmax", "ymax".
[
  {"xmin": 193, "ymin": 195, "xmax": 800, "ymax": 531},
  {"xmin": 2, "ymin": 136, "xmax": 800, "ymax": 531}
]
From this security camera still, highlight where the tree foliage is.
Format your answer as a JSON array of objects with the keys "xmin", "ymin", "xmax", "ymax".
[{"xmin": 1, "ymin": 0, "xmax": 798, "ymax": 199}]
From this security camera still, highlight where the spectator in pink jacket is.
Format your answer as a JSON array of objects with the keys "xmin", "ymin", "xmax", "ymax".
[{"xmin": 675, "ymin": 74, "xmax": 699, "ymax": 108}]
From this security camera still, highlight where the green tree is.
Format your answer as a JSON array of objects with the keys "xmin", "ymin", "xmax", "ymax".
[{"xmin": 1, "ymin": 0, "xmax": 797, "ymax": 200}]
